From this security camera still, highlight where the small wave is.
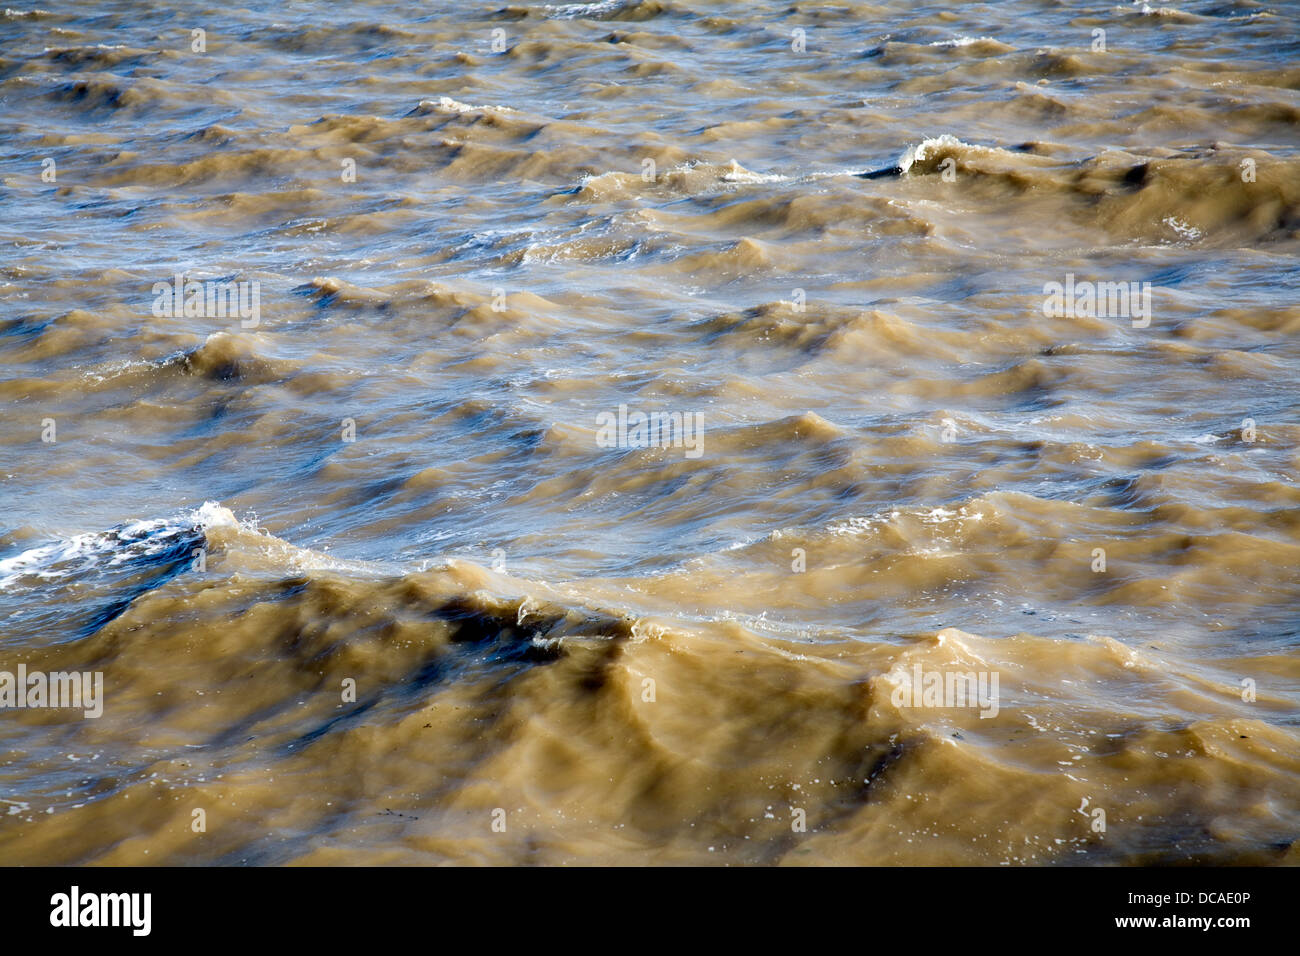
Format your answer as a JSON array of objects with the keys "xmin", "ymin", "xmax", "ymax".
[
  {"xmin": 0, "ymin": 503, "xmax": 237, "ymax": 591},
  {"xmin": 1126, "ymin": 1, "xmax": 1202, "ymax": 21},
  {"xmin": 856, "ymin": 133, "xmax": 983, "ymax": 179},
  {"xmin": 929, "ymin": 36, "xmax": 998, "ymax": 48},
  {"xmin": 414, "ymin": 95, "xmax": 517, "ymax": 115},
  {"xmin": 719, "ymin": 158, "xmax": 787, "ymax": 184},
  {"xmin": 895, "ymin": 134, "xmax": 969, "ymax": 174},
  {"xmin": 824, "ymin": 503, "xmax": 986, "ymax": 539},
  {"xmin": 541, "ymin": 0, "xmax": 678, "ymax": 20},
  {"xmin": 545, "ymin": 0, "xmax": 625, "ymax": 17},
  {"xmin": 170, "ymin": 331, "xmax": 294, "ymax": 384},
  {"xmin": 1134, "ymin": 3, "xmax": 1180, "ymax": 15},
  {"xmin": 571, "ymin": 159, "xmax": 785, "ymax": 202}
]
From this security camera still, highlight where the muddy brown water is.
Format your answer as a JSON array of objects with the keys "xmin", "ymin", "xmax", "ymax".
[{"xmin": 1, "ymin": 0, "xmax": 1298, "ymax": 864}]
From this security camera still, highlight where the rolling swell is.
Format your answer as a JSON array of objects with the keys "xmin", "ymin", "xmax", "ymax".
[{"xmin": 0, "ymin": 504, "xmax": 1295, "ymax": 864}]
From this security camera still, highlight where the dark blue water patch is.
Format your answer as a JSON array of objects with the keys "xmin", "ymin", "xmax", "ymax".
[
  {"xmin": 1096, "ymin": 473, "xmax": 1145, "ymax": 511},
  {"xmin": 286, "ymin": 444, "xmax": 342, "ymax": 481},
  {"xmin": 1024, "ymin": 474, "xmax": 1116, "ymax": 504},
  {"xmin": 1141, "ymin": 453, "xmax": 1182, "ymax": 471},
  {"xmin": 449, "ymin": 401, "xmax": 516, "ymax": 440},
  {"xmin": 1143, "ymin": 263, "xmax": 1205, "ymax": 288},
  {"xmin": 1010, "ymin": 387, "xmax": 1064, "ymax": 413},
  {"xmin": 0, "ymin": 522, "xmax": 205, "ymax": 647},
  {"xmin": 290, "ymin": 281, "xmax": 342, "ymax": 308},
  {"xmin": 70, "ymin": 196, "xmax": 119, "ymax": 212},
  {"xmin": 0, "ymin": 315, "xmax": 55, "ymax": 339},
  {"xmin": 939, "ymin": 273, "xmax": 998, "ymax": 300},
  {"xmin": 348, "ymin": 474, "xmax": 409, "ymax": 514},
  {"xmin": 506, "ymin": 425, "xmax": 548, "ymax": 453},
  {"xmin": 273, "ymin": 578, "xmax": 311, "ymax": 601},
  {"xmin": 288, "ymin": 698, "xmax": 379, "ymax": 750},
  {"xmin": 77, "ymin": 532, "xmax": 202, "ymax": 639},
  {"xmin": 289, "ymin": 600, "xmax": 585, "ymax": 752},
  {"xmin": 75, "ymin": 555, "xmax": 193, "ymax": 640}
]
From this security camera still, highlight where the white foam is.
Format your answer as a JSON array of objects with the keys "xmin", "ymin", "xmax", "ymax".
[
  {"xmin": 824, "ymin": 503, "xmax": 983, "ymax": 538},
  {"xmin": 719, "ymin": 159, "xmax": 788, "ymax": 184},
  {"xmin": 895, "ymin": 134, "xmax": 969, "ymax": 174},
  {"xmin": 1132, "ymin": 2, "xmax": 1185, "ymax": 16},
  {"xmin": 1162, "ymin": 216, "xmax": 1202, "ymax": 241},
  {"xmin": 574, "ymin": 159, "xmax": 787, "ymax": 195},
  {"xmin": 191, "ymin": 501, "xmax": 240, "ymax": 530},
  {"xmin": 422, "ymin": 95, "xmax": 515, "ymax": 115},
  {"xmin": 544, "ymin": 0, "xmax": 624, "ymax": 18},
  {"xmin": 929, "ymin": 36, "xmax": 997, "ymax": 48}
]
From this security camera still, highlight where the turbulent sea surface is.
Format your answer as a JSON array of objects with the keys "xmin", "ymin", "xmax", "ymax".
[{"xmin": 1, "ymin": 0, "xmax": 1299, "ymax": 865}]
